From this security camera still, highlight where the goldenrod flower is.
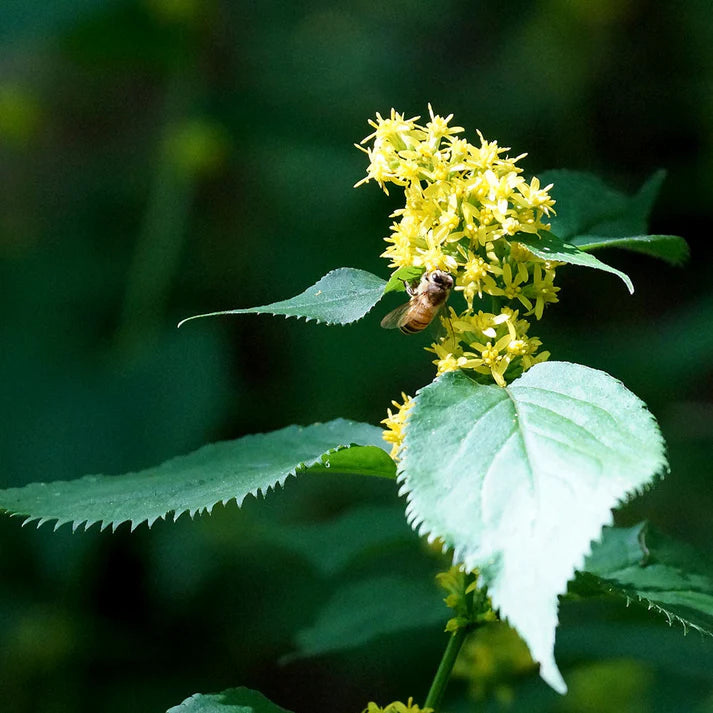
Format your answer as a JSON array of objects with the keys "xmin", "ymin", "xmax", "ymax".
[
  {"xmin": 381, "ymin": 393, "xmax": 415, "ymax": 460},
  {"xmin": 524, "ymin": 264, "xmax": 560, "ymax": 319},
  {"xmin": 358, "ymin": 107, "xmax": 558, "ymax": 385},
  {"xmin": 362, "ymin": 698, "xmax": 432, "ymax": 713}
]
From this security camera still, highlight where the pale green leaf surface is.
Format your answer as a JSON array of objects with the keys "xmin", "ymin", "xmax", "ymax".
[
  {"xmin": 178, "ymin": 268, "xmax": 387, "ymax": 327},
  {"xmin": 570, "ymin": 235, "xmax": 690, "ymax": 266},
  {"xmin": 167, "ymin": 687, "xmax": 293, "ymax": 713},
  {"xmin": 516, "ymin": 232, "xmax": 634, "ymax": 293},
  {"xmin": 0, "ymin": 420, "xmax": 394, "ymax": 532},
  {"xmin": 290, "ymin": 575, "xmax": 445, "ymax": 659},
  {"xmin": 584, "ymin": 523, "xmax": 713, "ymax": 636},
  {"xmin": 400, "ymin": 362, "xmax": 667, "ymax": 693}
]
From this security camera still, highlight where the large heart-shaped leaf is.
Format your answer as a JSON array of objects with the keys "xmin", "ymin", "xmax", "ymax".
[
  {"xmin": 399, "ymin": 362, "xmax": 667, "ymax": 692},
  {"xmin": 167, "ymin": 687, "xmax": 293, "ymax": 713},
  {"xmin": 179, "ymin": 268, "xmax": 387, "ymax": 327},
  {"xmin": 0, "ymin": 420, "xmax": 395, "ymax": 532}
]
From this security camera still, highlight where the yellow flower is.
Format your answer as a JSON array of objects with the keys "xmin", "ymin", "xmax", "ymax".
[
  {"xmin": 455, "ymin": 250, "xmax": 501, "ymax": 308},
  {"xmin": 486, "ymin": 261, "xmax": 534, "ymax": 313},
  {"xmin": 381, "ymin": 393, "xmax": 415, "ymax": 460},
  {"xmin": 524, "ymin": 264, "xmax": 560, "ymax": 319},
  {"xmin": 362, "ymin": 698, "xmax": 432, "ymax": 713}
]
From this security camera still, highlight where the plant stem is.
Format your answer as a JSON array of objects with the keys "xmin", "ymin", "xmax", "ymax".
[{"xmin": 424, "ymin": 627, "xmax": 468, "ymax": 711}]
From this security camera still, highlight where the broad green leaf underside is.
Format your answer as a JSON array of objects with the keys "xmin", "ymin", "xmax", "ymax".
[{"xmin": 400, "ymin": 362, "xmax": 667, "ymax": 693}]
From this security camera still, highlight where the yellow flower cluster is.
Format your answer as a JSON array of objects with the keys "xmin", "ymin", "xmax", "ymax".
[
  {"xmin": 358, "ymin": 107, "xmax": 559, "ymax": 386},
  {"xmin": 429, "ymin": 307, "xmax": 549, "ymax": 387},
  {"xmin": 381, "ymin": 392, "xmax": 414, "ymax": 459},
  {"xmin": 362, "ymin": 698, "xmax": 432, "ymax": 713}
]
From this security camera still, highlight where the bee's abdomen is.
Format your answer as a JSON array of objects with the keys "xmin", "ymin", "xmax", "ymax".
[{"xmin": 399, "ymin": 314, "xmax": 431, "ymax": 334}]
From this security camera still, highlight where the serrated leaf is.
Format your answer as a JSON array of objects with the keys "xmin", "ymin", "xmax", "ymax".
[
  {"xmin": 583, "ymin": 523, "xmax": 713, "ymax": 636},
  {"xmin": 178, "ymin": 268, "xmax": 387, "ymax": 327},
  {"xmin": 516, "ymin": 232, "xmax": 634, "ymax": 293},
  {"xmin": 0, "ymin": 420, "xmax": 395, "ymax": 532},
  {"xmin": 289, "ymin": 574, "xmax": 445, "ymax": 659},
  {"xmin": 541, "ymin": 169, "xmax": 661, "ymax": 240},
  {"xmin": 167, "ymin": 687, "xmax": 294, "ymax": 713},
  {"xmin": 384, "ymin": 265, "xmax": 425, "ymax": 294},
  {"xmin": 399, "ymin": 362, "xmax": 667, "ymax": 693},
  {"xmin": 539, "ymin": 169, "xmax": 688, "ymax": 266},
  {"xmin": 570, "ymin": 235, "xmax": 690, "ymax": 266}
]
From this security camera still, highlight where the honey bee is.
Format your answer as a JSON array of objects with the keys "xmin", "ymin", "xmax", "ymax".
[{"xmin": 380, "ymin": 270, "xmax": 454, "ymax": 334}]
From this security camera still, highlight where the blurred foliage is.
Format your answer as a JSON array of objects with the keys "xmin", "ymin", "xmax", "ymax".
[{"xmin": 1, "ymin": 0, "xmax": 713, "ymax": 711}]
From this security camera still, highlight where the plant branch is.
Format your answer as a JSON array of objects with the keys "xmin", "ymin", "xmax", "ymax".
[{"xmin": 424, "ymin": 627, "xmax": 468, "ymax": 712}]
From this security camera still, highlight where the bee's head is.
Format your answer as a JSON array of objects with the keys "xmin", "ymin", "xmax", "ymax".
[{"xmin": 428, "ymin": 270, "xmax": 454, "ymax": 289}]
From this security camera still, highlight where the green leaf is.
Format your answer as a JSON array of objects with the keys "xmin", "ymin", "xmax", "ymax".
[
  {"xmin": 0, "ymin": 420, "xmax": 395, "ymax": 532},
  {"xmin": 583, "ymin": 523, "xmax": 713, "ymax": 636},
  {"xmin": 255, "ymin": 503, "xmax": 416, "ymax": 575},
  {"xmin": 178, "ymin": 268, "xmax": 387, "ymax": 327},
  {"xmin": 289, "ymin": 575, "xmax": 445, "ymax": 659},
  {"xmin": 516, "ymin": 232, "xmax": 634, "ymax": 294},
  {"xmin": 384, "ymin": 265, "xmax": 425, "ymax": 294},
  {"xmin": 540, "ymin": 169, "xmax": 689, "ymax": 265},
  {"xmin": 400, "ymin": 362, "xmax": 667, "ymax": 693},
  {"xmin": 570, "ymin": 235, "xmax": 690, "ymax": 266},
  {"xmin": 541, "ymin": 169, "xmax": 661, "ymax": 240},
  {"xmin": 167, "ymin": 687, "xmax": 294, "ymax": 713}
]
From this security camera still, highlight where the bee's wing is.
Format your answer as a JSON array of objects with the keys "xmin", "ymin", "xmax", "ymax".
[
  {"xmin": 429, "ymin": 304, "xmax": 451, "ymax": 338},
  {"xmin": 380, "ymin": 301, "xmax": 411, "ymax": 329}
]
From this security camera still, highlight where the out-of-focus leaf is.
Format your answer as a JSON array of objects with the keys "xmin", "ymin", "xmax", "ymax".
[
  {"xmin": 400, "ymin": 362, "xmax": 667, "ymax": 693},
  {"xmin": 255, "ymin": 503, "xmax": 414, "ymax": 575},
  {"xmin": 583, "ymin": 523, "xmax": 713, "ymax": 636},
  {"xmin": 541, "ymin": 170, "xmax": 662, "ymax": 240},
  {"xmin": 0, "ymin": 420, "xmax": 394, "ymax": 532},
  {"xmin": 167, "ymin": 687, "xmax": 294, "ymax": 713},
  {"xmin": 0, "ymin": 0, "xmax": 115, "ymax": 43},
  {"xmin": 539, "ymin": 169, "xmax": 688, "ymax": 266},
  {"xmin": 516, "ymin": 232, "xmax": 634, "ymax": 293},
  {"xmin": 178, "ymin": 268, "xmax": 387, "ymax": 327},
  {"xmin": 290, "ymin": 575, "xmax": 445, "ymax": 659},
  {"xmin": 570, "ymin": 235, "xmax": 689, "ymax": 266}
]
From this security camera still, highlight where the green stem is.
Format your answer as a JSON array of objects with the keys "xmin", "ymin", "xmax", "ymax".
[{"xmin": 423, "ymin": 627, "xmax": 468, "ymax": 711}]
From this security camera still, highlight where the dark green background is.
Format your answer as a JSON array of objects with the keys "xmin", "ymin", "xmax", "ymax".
[{"xmin": 2, "ymin": 1, "xmax": 712, "ymax": 711}]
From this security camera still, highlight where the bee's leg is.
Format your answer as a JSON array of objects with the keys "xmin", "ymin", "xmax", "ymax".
[{"xmin": 403, "ymin": 279, "xmax": 417, "ymax": 297}]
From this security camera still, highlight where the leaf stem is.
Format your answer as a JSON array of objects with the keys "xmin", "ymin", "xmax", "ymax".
[{"xmin": 424, "ymin": 627, "xmax": 468, "ymax": 711}]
